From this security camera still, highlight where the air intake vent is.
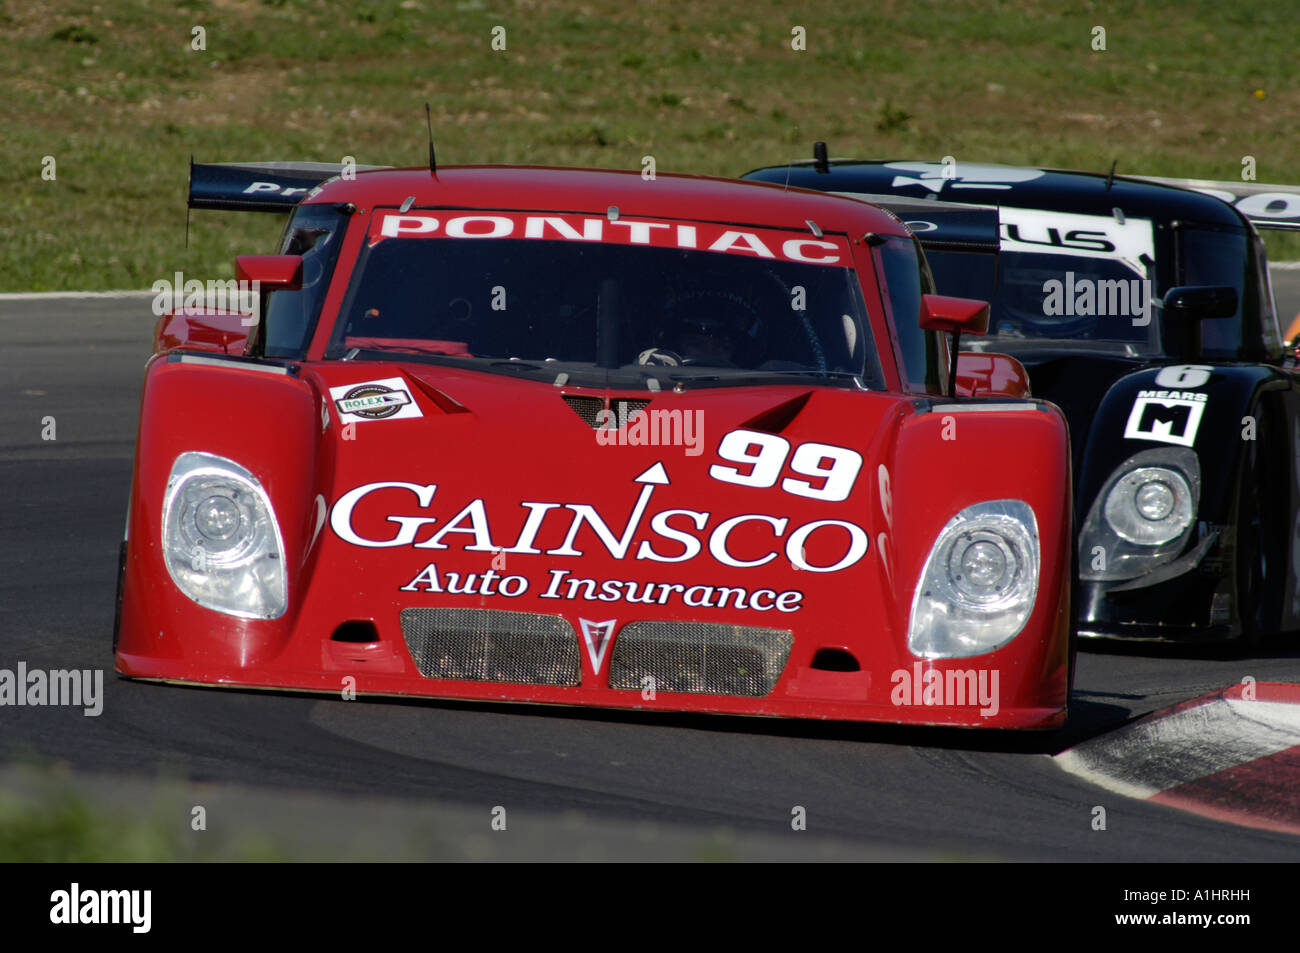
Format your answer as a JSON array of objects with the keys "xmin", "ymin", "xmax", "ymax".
[
  {"xmin": 562, "ymin": 395, "xmax": 651, "ymax": 429},
  {"xmin": 399, "ymin": 608, "xmax": 581, "ymax": 686},
  {"xmin": 608, "ymin": 621, "xmax": 793, "ymax": 697},
  {"xmin": 331, "ymin": 620, "xmax": 380, "ymax": 643},
  {"xmin": 742, "ymin": 392, "xmax": 812, "ymax": 434},
  {"xmin": 809, "ymin": 647, "xmax": 859, "ymax": 671}
]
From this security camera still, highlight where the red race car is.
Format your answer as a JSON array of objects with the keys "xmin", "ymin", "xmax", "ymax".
[{"xmin": 114, "ymin": 161, "xmax": 1073, "ymax": 729}]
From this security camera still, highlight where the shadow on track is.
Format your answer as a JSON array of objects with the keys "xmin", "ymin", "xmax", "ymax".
[{"xmin": 116, "ymin": 673, "xmax": 1129, "ymax": 759}]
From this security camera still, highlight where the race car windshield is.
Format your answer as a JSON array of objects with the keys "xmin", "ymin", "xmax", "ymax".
[
  {"xmin": 325, "ymin": 211, "xmax": 882, "ymax": 390},
  {"xmin": 925, "ymin": 249, "xmax": 1161, "ymax": 358}
]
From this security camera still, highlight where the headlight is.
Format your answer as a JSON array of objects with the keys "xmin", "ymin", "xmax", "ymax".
[
  {"xmin": 162, "ymin": 452, "xmax": 287, "ymax": 619},
  {"xmin": 1103, "ymin": 466, "xmax": 1194, "ymax": 545},
  {"xmin": 908, "ymin": 500, "xmax": 1040, "ymax": 658},
  {"xmin": 1079, "ymin": 447, "xmax": 1200, "ymax": 581}
]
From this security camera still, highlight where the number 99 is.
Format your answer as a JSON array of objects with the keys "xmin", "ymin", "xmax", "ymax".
[{"xmin": 709, "ymin": 430, "xmax": 862, "ymax": 503}]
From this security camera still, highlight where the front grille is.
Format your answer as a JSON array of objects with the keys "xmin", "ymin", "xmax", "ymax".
[
  {"xmin": 608, "ymin": 621, "xmax": 793, "ymax": 697},
  {"xmin": 399, "ymin": 608, "xmax": 581, "ymax": 686},
  {"xmin": 562, "ymin": 395, "xmax": 651, "ymax": 429}
]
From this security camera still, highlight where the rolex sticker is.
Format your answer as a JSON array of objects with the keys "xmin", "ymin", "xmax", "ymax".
[{"xmin": 329, "ymin": 377, "xmax": 423, "ymax": 423}]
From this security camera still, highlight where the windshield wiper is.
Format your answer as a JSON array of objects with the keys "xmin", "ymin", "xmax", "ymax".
[
  {"xmin": 661, "ymin": 370, "xmax": 866, "ymax": 391},
  {"xmin": 488, "ymin": 360, "xmax": 545, "ymax": 373},
  {"xmin": 340, "ymin": 341, "xmax": 471, "ymax": 361}
]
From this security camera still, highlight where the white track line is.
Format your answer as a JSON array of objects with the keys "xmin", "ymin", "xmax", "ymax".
[{"xmin": 0, "ymin": 290, "xmax": 154, "ymax": 300}]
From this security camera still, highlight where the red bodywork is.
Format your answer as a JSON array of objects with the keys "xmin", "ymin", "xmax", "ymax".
[{"xmin": 117, "ymin": 166, "xmax": 1072, "ymax": 729}]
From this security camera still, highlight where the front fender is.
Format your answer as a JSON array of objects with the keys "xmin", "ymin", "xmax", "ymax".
[
  {"xmin": 116, "ymin": 352, "xmax": 332, "ymax": 674},
  {"xmin": 1075, "ymin": 362, "xmax": 1291, "ymax": 638},
  {"xmin": 1077, "ymin": 364, "xmax": 1279, "ymax": 527},
  {"xmin": 885, "ymin": 398, "xmax": 1073, "ymax": 711}
]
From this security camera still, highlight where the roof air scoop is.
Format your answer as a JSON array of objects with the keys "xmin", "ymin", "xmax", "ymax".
[{"xmin": 742, "ymin": 392, "xmax": 813, "ymax": 433}]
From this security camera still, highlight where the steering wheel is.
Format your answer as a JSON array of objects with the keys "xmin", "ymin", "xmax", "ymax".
[{"xmin": 637, "ymin": 347, "xmax": 684, "ymax": 366}]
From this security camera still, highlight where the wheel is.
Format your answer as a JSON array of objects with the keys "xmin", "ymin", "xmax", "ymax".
[
  {"xmin": 1067, "ymin": 534, "xmax": 1078, "ymax": 698},
  {"xmin": 1235, "ymin": 415, "xmax": 1272, "ymax": 647}
]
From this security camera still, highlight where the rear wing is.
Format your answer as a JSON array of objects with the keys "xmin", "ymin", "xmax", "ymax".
[
  {"xmin": 1128, "ymin": 176, "xmax": 1300, "ymax": 231},
  {"xmin": 187, "ymin": 160, "xmax": 389, "ymax": 212}
]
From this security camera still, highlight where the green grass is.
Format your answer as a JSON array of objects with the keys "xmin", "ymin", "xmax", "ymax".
[
  {"xmin": 4, "ymin": 0, "xmax": 1300, "ymax": 290},
  {"xmin": 0, "ymin": 779, "xmax": 287, "ymax": 861}
]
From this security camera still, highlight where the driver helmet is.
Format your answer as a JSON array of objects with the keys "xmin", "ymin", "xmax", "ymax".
[
  {"xmin": 997, "ymin": 256, "xmax": 1103, "ymax": 339},
  {"xmin": 661, "ymin": 290, "xmax": 762, "ymax": 365}
]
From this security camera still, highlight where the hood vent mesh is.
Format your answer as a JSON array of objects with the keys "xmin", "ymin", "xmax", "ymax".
[{"xmin": 562, "ymin": 395, "xmax": 651, "ymax": 429}]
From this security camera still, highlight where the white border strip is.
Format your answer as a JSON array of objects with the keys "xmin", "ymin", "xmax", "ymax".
[
  {"xmin": 0, "ymin": 290, "xmax": 154, "ymax": 300},
  {"xmin": 930, "ymin": 402, "xmax": 1037, "ymax": 412},
  {"xmin": 176, "ymin": 354, "xmax": 289, "ymax": 374}
]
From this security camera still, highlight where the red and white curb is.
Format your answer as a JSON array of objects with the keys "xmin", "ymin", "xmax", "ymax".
[{"xmin": 1055, "ymin": 682, "xmax": 1300, "ymax": 835}]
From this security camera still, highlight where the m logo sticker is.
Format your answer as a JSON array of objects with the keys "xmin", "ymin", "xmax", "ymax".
[
  {"xmin": 1124, "ymin": 396, "xmax": 1206, "ymax": 447},
  {"xmin": 578, "ymin": 618, "xmax": 617, "ymax": 674}
]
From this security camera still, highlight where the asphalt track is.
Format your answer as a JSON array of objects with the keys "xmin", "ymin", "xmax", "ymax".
[{"xmin": 2, "ymin": 289, "xmax": 1300, "ymax": 861}]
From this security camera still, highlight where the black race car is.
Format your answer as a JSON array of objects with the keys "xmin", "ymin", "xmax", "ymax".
[{"xmin": 743, "ymin": 156, "xmax": 1300, "ymax": 645}]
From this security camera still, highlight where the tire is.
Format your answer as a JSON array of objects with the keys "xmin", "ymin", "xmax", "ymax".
[
  {"xmin": 1067, "ymin": 538, "xmax": 1078, "ymax": 699},
  {"xmin": 1235, "ymin": 416, "xmax": 1271, "ymax": 648}
]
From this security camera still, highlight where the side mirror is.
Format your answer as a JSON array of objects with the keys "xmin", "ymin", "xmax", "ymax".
[
  {"xmin": 1162, "ymin": 285, "xmax": 1237, "ymax": 360},
  {"xmin": 235, "ymin": 255, "xmax": 303, "ymax": 356},
  {"xmin": 919, "ymin": 294, "xmax": 991, "ymax": 336},
  {"xmin": 919, "ymin": 294, "xmax": 991, "ymax": 397},
  {"xmin": 235, "ymin": 254, "xmax": 303, "ymax": 292},
  {"xmin": 1163, "ymin": 285, "xmax": 1237, "ymax": 321}
]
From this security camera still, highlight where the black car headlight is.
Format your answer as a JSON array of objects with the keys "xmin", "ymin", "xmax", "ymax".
[{"xmin": 1079, "ymin": 447, "xmax": 1200, "ymax": 582}]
